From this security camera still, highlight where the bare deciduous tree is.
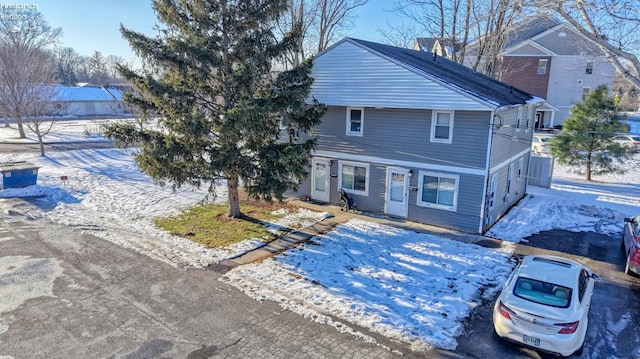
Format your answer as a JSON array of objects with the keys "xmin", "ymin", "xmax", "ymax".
[
  {"xmin": 387, "ymin": 0, "xmax": 526, "ymax": 76},
  {"xmin": 277, "ymin": 0, "xmax": 369, "ymax": 68},
  {"xmin": 539, "ymin": 0, "xmax": 640, "ymax": 89},
  {"xmin": 0, "ymin": 9, "xmax": 61, "ymax": 138}
]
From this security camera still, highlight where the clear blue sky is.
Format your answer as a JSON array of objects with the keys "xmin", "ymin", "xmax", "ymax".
[{"xmin": 35, "ymin": 0, "xmax": 403, "ymax": 62}]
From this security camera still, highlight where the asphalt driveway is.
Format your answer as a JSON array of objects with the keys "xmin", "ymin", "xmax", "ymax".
[{"xmin": 456, "ymin": 230, "xmax": 640, "ymax": 359}]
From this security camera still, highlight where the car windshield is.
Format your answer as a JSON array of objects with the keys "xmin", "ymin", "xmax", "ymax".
[
  {"xmin": 538, "ymin": 137, "xmax": 551, "ymax": 142},
  {"xmin": 513, "ymin": 277, "xmax": 572, "ymax": 308},
  {"xmin": 631, "ymin": 136, "xmax": 640, "ymax": 141}
]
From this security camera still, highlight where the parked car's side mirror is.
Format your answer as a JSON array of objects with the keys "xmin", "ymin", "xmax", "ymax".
[{"xmin": 590, "ymin": 273, "xmax": 600, "ymax": 281}]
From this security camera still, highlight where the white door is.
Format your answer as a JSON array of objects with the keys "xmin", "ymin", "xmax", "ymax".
[
  {"xmin": 385, "ymin": 168, "xmax": 409, "ymax": 217},
  {"xmin": 311, "ymin": 158, "xmax": 330, "ymax": 202}
]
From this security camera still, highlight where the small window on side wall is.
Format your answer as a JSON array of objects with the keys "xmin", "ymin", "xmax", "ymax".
[
  {"xmin": 430, "ymin": 110, "xmax": 454, "ymax": 143},
  {"xmin": 346, "ymin": 107, "xmax": 363, "ymax": 136},
  {"xmin": 582, "ymin": 87, "xmax": 590, "ymax": 100},
  {"xmin": 586, "ymin": 61, "xmax": 594, "ymax": 74},
  {"xmin": 537, "ymin": 59, "xmax": 548, "ymax": 75}
]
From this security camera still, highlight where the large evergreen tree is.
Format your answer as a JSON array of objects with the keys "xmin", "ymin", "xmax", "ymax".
[
  {"xmin": 550, "ymin": 85, "xmax": 634, "ymax": 181},
  {"xmin": 104, "ymin": 0, "xmax": 325, "ymax": 218}
]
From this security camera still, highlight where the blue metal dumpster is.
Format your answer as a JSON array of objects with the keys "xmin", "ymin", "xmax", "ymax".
[{"xmin": 0, "ymin": 161, "xmax": 40, "ymax": 190}]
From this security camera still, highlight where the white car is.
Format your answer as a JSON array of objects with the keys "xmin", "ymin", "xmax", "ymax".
[
  {"xmin": 493, "ymin": 255, "xmax": 599, "ymax": 357},
  {"xmin": 613, "ymin": 134, "xmax": 640, "ymax": 150},
  {"xmin": 531, "ymin": 135, "xmax": 553, "ymax": 155}
]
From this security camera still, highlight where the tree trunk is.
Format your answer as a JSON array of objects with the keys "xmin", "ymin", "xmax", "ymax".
[
  {"xmin": 227, "ymin": 176, "xmax": 241, "ymax": 218},
  {"xmin": 36, "ymin": 129, "xmax": 45, "ymax": 157},
  {"xmin": 2, "ymin": 114, "xmax": 8, "ymax": 127},
  {"xmin": 586, "ymin": 156, "xmax": 592, "ymax": 181},
  {"xmin": 15, "ymin": 113, "xmax": 25, "ymax": 138}
]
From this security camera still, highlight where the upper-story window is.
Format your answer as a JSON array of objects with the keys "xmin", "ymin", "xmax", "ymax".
[
  {"xmin": 537, "ymin": 59, "xmax": 548, "ymax": 75},
  {"xmin": 582, "ymin": 87, "xmax": 591, "ymax": 100},
  {"xmin": 346, "ymin": 107, "xmax": 364, "ymax": 136},
  {"xmin": 430, "ymin": 110, "xmax": 454, "ymax": 143},
  {"xmin": 585, "ymin": 61, "xmax": 594, "ymax": 74}
]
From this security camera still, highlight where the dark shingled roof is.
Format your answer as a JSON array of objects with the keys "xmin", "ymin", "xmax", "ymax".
[
  {"xmin": 348, "ymin": 38, "xmax": 535, "ymax": 108},
  {"xmin": 504, "ymin": 16, "xmax": 562, "ymax": 49}
]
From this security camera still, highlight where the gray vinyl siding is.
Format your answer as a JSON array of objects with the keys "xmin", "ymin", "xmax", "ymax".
[
  {"xmin": 484, "ymin": 153, "xmax": 529, "ymax": 231},
  {"xmin": 407, "ymin": 172, "xmax": 485, "ymax": 233},
  {"xmin": 490, "ymin": 106, "xmax": 534, "ymax": 166},
  {"xmin": 315, "ymin": 106, "xmax": 491, "ymax": 170},
  {"xmin": 291, "ymin": 157, "xmax": 486, "ymax": 233}
]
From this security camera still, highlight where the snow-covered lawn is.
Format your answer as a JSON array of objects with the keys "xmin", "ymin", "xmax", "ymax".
[
  {"xmin": 2, "ymin": 119, "xmax": 640, "ymax": 352},
  {"xmin": 225, "ymin": 219, "xmax": 516, "ymax": 351}
]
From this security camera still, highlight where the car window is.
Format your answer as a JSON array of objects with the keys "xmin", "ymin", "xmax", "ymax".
[
  {"xmin": 513, "ymin": 277, "xmax": 572, "ymax": 308},
  {"xmin": 632, "ymin": 136, "xmax": 640, "ymax": 141},
  {"xmin": 540, "ymin": 137, "xmax": 551, "ymax": 142},
  {"xmin": 578, "ymin": 270, "xmax": 588, "ymax": 302},
  {"xmin": 633, "ymin": 217, "xmax": 640, "ymax": 236}
]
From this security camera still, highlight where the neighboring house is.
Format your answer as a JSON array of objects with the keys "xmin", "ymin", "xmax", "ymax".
[
  {"xmin": 464, "ymin": 16, "xmax": 615, "ymax": 128},
  {"xmin": 52, "ymin": 85, "xmax": 126, "ymax": 117},
  {"xmin": 413, "ymin": 37, "xmax": 460, "ymax": 59},
  {"xmin": 292, "ymin": 38, "xmax": 543, "ymax": 234}
]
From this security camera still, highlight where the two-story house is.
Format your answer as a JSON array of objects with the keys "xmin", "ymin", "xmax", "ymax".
[
  {"xmin": 464, "ymin": 16, "xmax": 616, "ymax": 129},
  {"xmin": 293, "ymin": 38, "xmax": 544, "ymax": 234}
]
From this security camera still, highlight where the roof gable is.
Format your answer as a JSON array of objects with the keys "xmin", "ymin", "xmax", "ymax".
[{"xmin": 345, "ymin": 38, "xmax": 534, "ymax": 107}]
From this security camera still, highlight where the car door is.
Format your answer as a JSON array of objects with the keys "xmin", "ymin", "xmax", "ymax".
[
  {"xmin": 624, "ymin": 217, "xmax": 639, "ymax": 254},
  {"xmin": 577, "ymin": 269, "xmax": 594, "ymax": 331}
]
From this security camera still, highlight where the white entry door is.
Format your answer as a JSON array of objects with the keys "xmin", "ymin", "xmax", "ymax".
[
  {"xmin": 311, "ymin": 158, "xmax": 330, "ymax": 202},
  {"xmin": 385, "ymin": 168, "xmax": 409, "ymax": 217}
]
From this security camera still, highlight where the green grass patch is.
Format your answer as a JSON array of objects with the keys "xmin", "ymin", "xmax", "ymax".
[{"xmin": 154, "ymin": 200, "xmax": 292, "ymax": 248}]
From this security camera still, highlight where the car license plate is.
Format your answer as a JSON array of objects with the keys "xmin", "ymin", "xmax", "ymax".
[{"xmin": 523, "ymin": 335, "xmax": 540, "ymax": 347}]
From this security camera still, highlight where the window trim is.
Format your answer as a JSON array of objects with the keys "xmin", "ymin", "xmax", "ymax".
[
  {"xmin": 346, "ymin": 107, "xmax": 364, "ymax": 137},
  {"xmin": 585, "ymin": 60, "xmax": 594, "ymax": 75},
  {"xmin": 416, "ymin": 170, "xmax": 459, "ymax": 211},
  {"xmin": 506, "ymin": 164, "xmax": 514, "ymax": 194},
  {"xmin": 537, "ymin": 59, "xmax": 548, "ymax": 75},
  {"xmin": 430, "ymin": 110, "xmax": 454, "ymax": 144},
  {"xmin": 338, "ymin": 161, "xmax": 369, "ymax": 196},
  {"xmin": 517, "ymin": 158, "xmax": 524, "ymax": 181},
  {"xmin": 488, "ymin": 174, "xmax": 498, "ymax": 210}
]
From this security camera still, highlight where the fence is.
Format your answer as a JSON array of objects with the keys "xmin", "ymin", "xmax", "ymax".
[{"xmin": 528, "ymin": 155, "xmax": 554, "ymax": 188}]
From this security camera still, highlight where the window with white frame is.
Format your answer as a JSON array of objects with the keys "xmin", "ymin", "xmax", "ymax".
[
  {"xmin": 516, "ymin": 107, "xmax": 522, "ymax": 131},
  {"xmin": 582, "ymin": 87, "xmax": 590, "ymax": 100},
  {"xmin": 517, "ymin": 158, "xmax": 524, "ymax": 180},
  {"xmin": 417, "ymin": 171, "xmax": 459, "ymax": 211},
  {"xmin": 346, "ymin": 107, "xmax": 363, "ymax": 136},
  {"xmin": 506, "ymin": 164, "xmax": 514, "ymax": 194},
  {"xmin": 488, "ymin": 174, "xmax": 498, "ymax": 209},
  {"xmin": 585, "ymin": 60, "xmax": 594, "ymax": 74},
  {"xmin": 537, "ymin": 59, "xmax": 548, "ymax": 75},
  {"xmin": 430, "ymin": 110, "xmax": 454, "ymax": 143},
  {"xmin": 339, "ymin": 161, "xmax": 369, "ymax": 195}
]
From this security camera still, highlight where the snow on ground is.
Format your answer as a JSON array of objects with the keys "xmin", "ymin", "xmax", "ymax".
[
  {"xmin": 2, "ymin": 120, "xmax": 640, "ymax": 351},
  {"xmin": 487, "ymin": 155, "xmax": 640, "ymax": 242},
  {"xmin": 225, "ymin": 219, "xmax": 516, "ymax": 351}
]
